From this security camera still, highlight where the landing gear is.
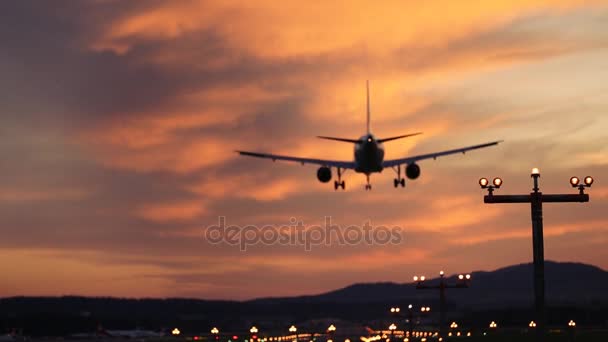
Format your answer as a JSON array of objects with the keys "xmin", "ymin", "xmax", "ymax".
[
  {"xmin": 334, "ymin": 180, "xmax": 345, "ymax": 190},
  {"xmin": 334, "ymin": 168, "xmax": 346, "ymax": 190},
  {"xmin": 393, "ymin": 178, "xmax": 405, "ymax": 188},
  {"xmin": 392, "ymin": 165, "xmax": 406, "ymax": 188},
  {"xmin": 365, "ymin": 175, "xmax": 372, "ymax": 191}
]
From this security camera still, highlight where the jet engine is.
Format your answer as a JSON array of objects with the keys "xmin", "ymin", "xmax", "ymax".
[
  {"xmin": 406, "ymin": 163, "xmax": 421, "ymax": 179},
  {"xmin": 317, "ymin": 167, "xmax": 332, "ymax": 183}
]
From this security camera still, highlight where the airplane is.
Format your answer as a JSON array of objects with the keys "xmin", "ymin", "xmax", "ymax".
[{"xmin": 237, "ymin": 81, "xmax": 502, "ymax": 190}]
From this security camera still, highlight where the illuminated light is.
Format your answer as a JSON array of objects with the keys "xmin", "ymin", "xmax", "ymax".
[
  {"xmin": 289, "ymin": 326, "xmax": 297, "ymax": 333},
  {"xmin": 479, "ymin": 178, "xmax": 489, "ymax": 188},
  {"xmin": 584, "ymin": 176, "xmax": 594, "ymax": 186},
  {"xmin": 531, "ymin": 168, "xmax": 540, "ymax": 176},
  {"xmin": 489, "ymin": 321, "xmax": 497, "ymax": 328},
  {"xmin": 195, "ymin": 337, "xmax": 200, "ymax": 340},
  {"xmin": 467, "ymin": 332, "xmax": 471, "ymax": 337},
  {"xmin": 408, "ymin": 304, "xmax": 412, "ymax": 309},
  {"xmin": 212, "ymin": 328, "xmax": 220, "ymax": 334},
  {"xmin": 327, "ymin": 325, "xmax": 336, "ymax": 332},
  {"xmin": 465, "ymin": 274, "xmax": 471, "ymax": 280},
  {"xmin": 458, "ymin": 274, "xmax": 464, "ymax": 280},
  {"xmin": 345, "ymin": 339, "xmax": 351, "ymax": 342},
  {"xmin": 420, "ymin": 276, "xmax": 426, "ymax": 281},
  {"xmin": 403, "ymin": 339, "xmax": 409, "ymax": 342},
  {"xmin": 570, "ymin": 177, "xmax": 580, "ymax": 187},
  {"xmin": 250, "ymin": 327, "xmax": 259, "ymax": 334},
  {"xmin": 529, "ymin": 321, "xmax": 536, "ymax": 328},
  {"xmin": 395, "ymin": 307, "xmax": 400, "ymax": 313},
  {"xmin": 450, "ymin": 322, "xmax": 458, "ymax": 329},
  {"xmin": 448, "ymin": 333, "xmax": 452, "ymax": 337},
  {"xmin": 439, "ymin": 270, "xmax": 444, "ymax": 276},
  {"xmin": 568, "ymin": 320, "xmax": 576, "ymax": 327},
  {"xmin": 456, "ymin": 332, "xmax": 460, "ymax": 337},
  {"xmin": 438, "ymin": 338, "xmax": 443, "ymax": 342},
  {"xmin": 172, "ymin": 328, "xmax": 181, "ymax": 336},
  {"xmin": 234, "ymin": 337, "xmax": 239, "ymax": 340},
  {"xmin": 413, "ymin": 276, "xmax": 418, "ymax": 282},
  {"xmin": 493, "ymin": 177, "xmax": 502, "ymax": 187},
  {"xmin": 389, "ymin": 324, "xmax": 397, "ymax": 331}
]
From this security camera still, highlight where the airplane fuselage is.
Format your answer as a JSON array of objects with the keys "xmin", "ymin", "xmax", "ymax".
[{"xmin": 354, "ymin": 134, "xmax": 384, "ymax": 174}]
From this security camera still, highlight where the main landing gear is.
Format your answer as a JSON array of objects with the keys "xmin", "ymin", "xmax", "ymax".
[
  {"xmin": 334, "ymin": 168, "xmax": 346, "ymax": 190},
  {"xmin": 392, "ymin": 165, "xmax": 406, "ymax": 188}
]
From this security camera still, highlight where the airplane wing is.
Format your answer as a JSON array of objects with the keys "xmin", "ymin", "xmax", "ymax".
[
  {"xmin": 237, "ymin": 151, "xmax": 356, "ymax": 169},
  {"xmin": 382, "ymin": 140, "xmax": 502, "ymax": 168}
]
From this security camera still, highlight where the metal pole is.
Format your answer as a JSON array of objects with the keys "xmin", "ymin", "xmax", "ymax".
[
  {"xmin": 531, "ymin": 177, "xmax": 545, "ymax": 342},
  {"xmin": 408, "ymin": 309, "xmax": 413, "ymax": 338},
  {"xmin": 439, "ymin": 280, "xmax": 446, "ymax": 339}
]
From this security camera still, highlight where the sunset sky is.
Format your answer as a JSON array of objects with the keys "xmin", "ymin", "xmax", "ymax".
[{"xmin": 1, "ymin": 0, "xmax": 607, "ymax": 300}]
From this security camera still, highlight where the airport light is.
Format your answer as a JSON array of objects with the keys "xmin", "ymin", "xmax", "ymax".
[
  {"xmin": 450, "ymin": 322, "xmax": 458, "ymax": 329},
  {"xmin": 389, "ymin": 323, "xmax": 397, "ymax": 340},
  {"xmin": 489, "ymin": 321, "xmax": 497, "ymax": 329},
  {"xmin": 529, "ymin": 321, "xmax": 537, "ymax": 328},
  {"xmin": 415, "ymin": 270, "xmax": 471, "ymax": 338},
  {"xmin": 289, "ymin": 325, "xmax": 298, "ymax": 342},
  {"xmin": 479, "ymin": 168, "xmax": 593, "ymax": 342},
  {"xmin": 172, "ymin": 328, "xmax": 181, "ymax": 336},
  {"xmin": 250, "ymin": 327, "xmax": 259, "ymax": 334},
  {"xmin": 390, "ymin": 307, "xmax": 401, "ymax": 313},
  {"xmin": 568, "ymin": 320, "xmax": 576, "ymax": 327},
  {"xmin": 211, "ymin": 328, "xmax": 220, "ymax": 334}
]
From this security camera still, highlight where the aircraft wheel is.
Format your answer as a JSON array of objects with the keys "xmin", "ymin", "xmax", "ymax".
[{"xmin": 400, "ymin": 178, "xmax": 406, "ymax": 187}]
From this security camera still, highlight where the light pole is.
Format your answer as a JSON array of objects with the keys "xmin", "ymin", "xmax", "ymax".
[
  {"xmin": 250, "ymin": 326, "xmax": 259, "ymax": 342},
  {"xmin": 388, "ymin": 323, "xmax": 396, "ymax": 342},
  {"xmin": 327, "ymin": 324, "xmax": 336, "ymax": 342},
  {"xmin": 289, "ymin": 325, "xmax": 297, "ymax": 342},
  {"xmin": 407, "ymin": 304, "xmax": 413, "ymax": 338},
  {"xmin": 211, "ymin": 327, "xmax": 220, "ymax": 341},
  {"xmin": 567, "ymin": 320, "xmax": 576, "ymax": 342},
  {"xmin": 479, "ymin": 169, "xmax": 593, "ymax": 342},
  {"xmin": 414, "ymin": 271, "xmax": 471, "ymax": 338}
]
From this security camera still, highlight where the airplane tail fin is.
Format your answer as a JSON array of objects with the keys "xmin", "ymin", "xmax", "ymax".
[
  {"xmin": 366, "ymin": 80, "xmax": 371, "ymax": 134},
  {"xmin": 377, "ymin": 132, "xmax": 423, "ymax": 143}
]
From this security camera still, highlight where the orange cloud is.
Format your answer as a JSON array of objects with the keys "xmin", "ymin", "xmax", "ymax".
[{"xmin": 136, "ymin": 200, "xmax": 206, "ymax": 222}]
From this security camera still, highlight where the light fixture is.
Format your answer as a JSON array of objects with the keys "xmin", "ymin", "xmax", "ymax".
[
  {"xmin": 570, "ymin": 177, "xmax": 580, "ymax": 187},
  {"xmin": 479, "ymin": 178, "xmax": 489, "ymax": 188},
  {"xmin": 493, "ymin": 177, "xmax": 503, "ymax": 188},
  {"xmin": 531, "ymin": 168, "xmax": 540, "ymax": 176},
  {"xmin": 584, "ymin": 176, "xmax": 594, "ymax": 186}
]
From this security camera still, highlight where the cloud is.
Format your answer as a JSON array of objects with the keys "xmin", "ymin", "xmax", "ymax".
[{"xmin": 0, "ymin": 0, "xmax": 607, "ymax": 299}]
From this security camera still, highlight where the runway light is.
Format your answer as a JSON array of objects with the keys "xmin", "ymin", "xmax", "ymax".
[
  {"xmin": 584, "ymin": 176, "xmax": 594, "ymax": 186},
  {"xmin": 493, "ymin": 177, "xmax": 503, "ymax": 188},
  {"xmin": 531, "ymin": 168, "xmax": 540, "ymax": 176},
  {"xmin": 479, "ymin": 178, "xmax": 489, "ymax": 188},
  {"xmin": 570, "ymin": 177, "xmax": 580, "ymax": 187}
]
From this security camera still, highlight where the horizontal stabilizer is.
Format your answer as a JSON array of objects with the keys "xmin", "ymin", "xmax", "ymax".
[
  {"xmin": 378, "ymin": 132, "xmax": 423, "ymax": 143},
  {"xmin": 317, "ymin": 136, "xmax": 361, "ymax": 143}
]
